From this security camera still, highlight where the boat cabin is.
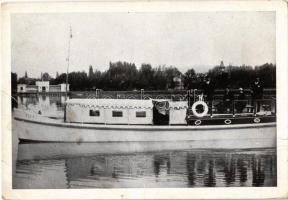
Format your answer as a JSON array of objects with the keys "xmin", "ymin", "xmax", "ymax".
[{"xmin": 65, "ymin": 99, "xmax": 188, "ymax": 125}]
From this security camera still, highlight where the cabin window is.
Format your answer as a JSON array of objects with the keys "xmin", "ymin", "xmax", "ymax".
[
  {"xmin": 136, "ymin": 111, "xmax": 146, "ymax": 118},
  {"xmin": 112, "ymin": 111, "xmax": 123, "ymax": 117},
  {"xmin": 90, "ymin": 110, "xmax": 100, "ymax": 117}
]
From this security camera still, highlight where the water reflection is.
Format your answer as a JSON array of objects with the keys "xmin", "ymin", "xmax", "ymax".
[
  {"xmin": 237, "ymin": 158, "xmax": 248, "ymax": 185},
  {"xmin": 223, "ymin": 155, "xmax": 236, "ymax": 186},
  {"xmin": 252, "ymin": 156, "xmax": 265, "ymax": 187},
  {"xmin": 154, "ymin": 154, "xmax": 171, "ymax": 177},
  {"xmin": 16, "ymin": 94, "xmax": 66, "ymax": 111},
  {"xmin": 204, "ymin": 160, "xmax": 216, "ymax": 187},
  {"xmin": 186, "ymin": 154, "xmax": 196, "ymax": 186},
  {"xmin": 14, "ymin": 94, "xmax": 66, "ymax": 119},
  {"xmin": 14, "ymin": 147, "xmax": 276, "ymax": 188}
]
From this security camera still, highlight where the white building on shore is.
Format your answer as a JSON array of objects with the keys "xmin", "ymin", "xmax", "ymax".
[{"xmin": 17, "ymin": 81, "xmax": 69, "ymax": 93}]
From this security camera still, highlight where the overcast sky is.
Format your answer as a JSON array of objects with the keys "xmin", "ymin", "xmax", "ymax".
[{"xmin": 12, "ymin": 12, "xmax": 275, "ymax": 78}]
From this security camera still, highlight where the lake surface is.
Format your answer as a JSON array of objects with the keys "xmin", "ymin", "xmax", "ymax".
[{"xmin": 12, "ymin": 94, "xmax": 277, "ymax": 188}]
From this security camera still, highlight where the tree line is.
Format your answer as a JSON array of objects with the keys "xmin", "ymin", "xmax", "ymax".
[{"xmin": 12, "ymin": 61, "xmax": 276, "ymax": 92}]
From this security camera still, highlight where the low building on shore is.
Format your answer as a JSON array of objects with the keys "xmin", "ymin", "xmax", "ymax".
[{"xmin": 17, "ymin": 81, "xmax": 69, "ymax": 93}]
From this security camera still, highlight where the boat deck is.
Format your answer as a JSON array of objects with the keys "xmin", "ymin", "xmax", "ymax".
[{"xmin": 187, "ymin": 114, "xmax": 276, "ymax": 126}]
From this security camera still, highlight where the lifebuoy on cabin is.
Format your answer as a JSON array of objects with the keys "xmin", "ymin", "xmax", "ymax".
[{"xmin": 191, "ymin": 101, "xmax": 209, "ymax": 118}]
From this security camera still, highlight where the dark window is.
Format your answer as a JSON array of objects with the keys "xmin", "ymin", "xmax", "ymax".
[
  {"xmin": 136, "ymin": 111, "xmax": 146, "ymax": 118},
  {"xmin": 90, "ymin": 110, "xmax": 100, "ymax": 117},
  {"xmin": 20, "ymin": 87, "xmax": 23, "ymax": 91},
  {"xmin": 112, "ymin": 111, "xmax": 123, "ymax": 117}
]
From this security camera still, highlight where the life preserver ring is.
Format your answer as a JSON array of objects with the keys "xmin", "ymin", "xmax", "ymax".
[
  {"xmin": 194, "ymin": 119, "xmax": 202, "ymax": 126},
  {"xmin": 192, "ymin": 101, "xmax": 209, "ymax": 118},
  {"xmin": 254, "ymin": 118, "xmax": 261, "ymax": 123},
  {"xmin": 224, "ymin": 119, "xmax": 232, "ymax": 125}
]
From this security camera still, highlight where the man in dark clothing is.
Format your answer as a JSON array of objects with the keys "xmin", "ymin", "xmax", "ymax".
[
  {"xmin": 202, "ymin": 78, "xmax": 214, "ymax": 101},
  {"xmin": 184, "ymin": 91, "xmax": 194, "ymax": 108},
  {"xmin": 235, "ymin": 88, "xmax": 246, "ymax": 113},
  {"xmin": 223, "ymin": 87, "xmax": 234, "ymax": 113},
  {"xmin": 202, "ymin": 77, "xmax": 214, "ymax": 115},
  {"xmin": 251, "ymin": 78, "xmax": 263, "ymax": 113}
]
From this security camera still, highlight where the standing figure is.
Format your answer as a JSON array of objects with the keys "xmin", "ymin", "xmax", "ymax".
[
  {"xmin": 202, "ymin": 77, "xmax": 214, "ymax": 114},
  {"xmin": 184, "ymin": 91, "xmax": 194, "ymax": 108},
  {"xmin": 235, "ymin": 88, "xmax": 246, "ymax": 113},
  {"xmin": 251, "ymin": 78, "xmax": 263, "ymax": 113},
  {"xmin": 223, "ymin": 87, "xmax": 234, "ymax": 113}
]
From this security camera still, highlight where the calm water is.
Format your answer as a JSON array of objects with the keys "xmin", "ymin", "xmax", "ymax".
[{"xmin": 12, "ymin": 94, "xmax": 277, "ymax": 188}]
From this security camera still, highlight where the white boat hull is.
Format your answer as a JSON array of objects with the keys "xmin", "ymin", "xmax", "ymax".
[{"xmin": 13, "ymin": 115, "xmax": 276, "ymax": 149}]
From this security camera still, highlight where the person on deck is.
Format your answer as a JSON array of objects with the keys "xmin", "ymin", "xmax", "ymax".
[
  {"xmin": 184, "ymin": 91, "xmax": 194, "ymax": 108},
  {"xmin": 202, "ymin": 77, "xmax": 214, "ymax": 101},
  {"xmin": 223, "ymin": 87, "xmax": 234, "ymax": 113},
  {"xmin": 235, "ymin": 88, "xmax": 246, "ymax": 113},
  {"xmin": 202, "ymin": 77, "xmax": 214, "ymax": 114},
  {"xmin": 251, "ymin": 77, "xmax": 263, "ymax": 113}
]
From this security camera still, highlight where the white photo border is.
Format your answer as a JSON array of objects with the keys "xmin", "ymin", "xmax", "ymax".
[{"xmin": 1, "ymin": 0, "xmax": 287, "ymax": 199}]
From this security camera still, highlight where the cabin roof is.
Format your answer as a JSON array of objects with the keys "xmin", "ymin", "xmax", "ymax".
[
  {"xmin": 66, "ymin": 98, "xmax": 188, "ymax": 109},
  {"xmin": 66, "ymin": 98, "xmax": 154, "ymax": 109}
]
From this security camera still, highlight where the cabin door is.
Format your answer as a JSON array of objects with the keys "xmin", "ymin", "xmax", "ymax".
[{"xmin": 152, "ymin": 101, "xmax": 169, "ymax": 125}]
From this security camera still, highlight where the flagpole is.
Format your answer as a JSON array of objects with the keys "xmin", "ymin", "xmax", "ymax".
[{"xmin": 66, "ymin": 25, "xmax": 72, "ymax": 100}]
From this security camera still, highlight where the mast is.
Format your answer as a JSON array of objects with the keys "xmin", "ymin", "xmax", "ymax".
[{"xmin": 65, "ymin": 25, "xmax": 72, "ymax": 99}]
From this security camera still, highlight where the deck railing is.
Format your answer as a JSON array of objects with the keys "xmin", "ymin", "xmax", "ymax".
[
  {"xmin": 188, "ymin": 98, "xmax": 276, "ymax": 117},
  {"xmin": 66, "ymin": 89, "xmax": 275, "ymax": 102}
]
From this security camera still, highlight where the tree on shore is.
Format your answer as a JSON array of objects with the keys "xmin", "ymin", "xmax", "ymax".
[
  {"xmin": 206, "ymin": 63, "xmax": 275, "ymax": 89},
  {"xmin": 88, "ymin": 65, "xmax": 93, "ymax": 78},
  {"xmin": 101, "ymin": 61, "xmax": 138, "ymax": 90},
  {"xmin": 42, "ymin": 72, "xmax": 51, "ymax": 81},
  {"xmin": 164, "ymin": 66, "xmax": 182, "ymax": 89},
  {"xmin": 183, "ymin": 69, "xmax": 196, "ymax": 89},
  {"xmin": 255, "ymin": 63, "xmax": 276, "ymax": 88},
  {"xmin": 138, "ymin": 64, "xmax": 153, "ymax": 89},
  {"xmin": 14, "ymin": 61, "xmax": 276, "ymax": 91}
]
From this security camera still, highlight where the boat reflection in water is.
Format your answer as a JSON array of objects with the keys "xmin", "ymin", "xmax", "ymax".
[{"xmin": 13, "ymin": 142, "xmax": 276, "ymax": 188}]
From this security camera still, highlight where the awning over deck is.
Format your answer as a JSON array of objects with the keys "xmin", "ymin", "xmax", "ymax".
[
  {"xmin": 169, "ymin": 101, "xmax": 188, "ymax": 125},
  {"xmin": 66, "ymin": 99, "xmax": 154, "ymax": 109},
  {"xmin": 65, "ymin": 98, "xmax": 188, "ymax": 125},
  {"xmin": 169, "ymin": 101, "xmax": 188, "ymax": 109}
]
